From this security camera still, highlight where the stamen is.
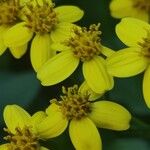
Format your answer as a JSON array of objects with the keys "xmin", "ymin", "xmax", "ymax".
[
  {"xmin": 138, "ymin": 30, "xmax": 150, "ymax": 58},
  {"xmin": 24, "ymin": 1, "xmax": 58, "ymax": 34},
  {"xmin": 67, "ymin": 24, "xmax": 102, "ymax": 62},
  {"xmin": 4, "ymin": 126, "xmax": 40, "ymax": 150},
  {"xmin": 133, "ymin": 0, "xmax": 150, "ymax": 13},
  {"xmin": 0, "ymin": 0, "xmax": 21, "ymax": 25},
  {"xmin": 52, "ymin": 85, "xmax": 91, "ymax": 120}
]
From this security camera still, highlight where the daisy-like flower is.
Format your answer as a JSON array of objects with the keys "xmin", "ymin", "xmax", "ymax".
[
  {"xmin": 0, "ymin": 0, "xmax": 28, "ymax": 58},
  {"xmin": 3, "ymin": 0, "xmax": 84, "ymax": 71},
  {"xmin": 36, "ymin": 84, "xmax": 131, "ymax": 150},
  {"xmin": 110, "ymin": 0, "xmax": 150, "ymax": 22},
  {"xmin": 106, "ymin": 17, "xmax": 150, "ymax": 107},
  {"xmin": 0, "ymin": 104, "xmax": 56, "ymax": 150},
  {"xmin": 37, "ymin": 24, "xmax": 115, "ymax": 93}
]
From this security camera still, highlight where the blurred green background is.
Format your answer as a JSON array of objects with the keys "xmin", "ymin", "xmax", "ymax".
[{"xmin": 0, "ymin": 0, "xmax": 150, "ymax": 149}]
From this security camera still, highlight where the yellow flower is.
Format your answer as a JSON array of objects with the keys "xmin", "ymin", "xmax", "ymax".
[
  {"xmin": 36, "ymin": 84, "xmax": 131, "ymax": 150},
  {"xmin": 37, "ymin": 24, "xmax": 115, "ymax": 93},
  {"xmin": 106, "ymin": 17, "xmax": 150, "ymax": 107},
  {"xmin": 110, "ymin": 0, "xmax": 150, "ymax": 22},
  {"xmin": 3, "ymin": 0, "xmax": 84, "ymax": 71},
  {"xmin": 0, "ymin": 104, "xmax": 54, "ymax": 150},
  {"xmin": 0, "ymin": 0, "xmax": 28, "ymax": 58}
]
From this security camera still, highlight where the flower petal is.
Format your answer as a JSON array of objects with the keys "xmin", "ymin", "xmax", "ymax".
[
  {"xmin": 89, "ymin": 101, "xmax": 131, "ymax": 131},
  {"xmin": 51, "ymin": 43, "xmax": 71, "ymax": 51},
  {"xmin": 83, "ymin": 56, "xmax": 114, "ymax": 93},
  {"xmin": 55, "ymin": 6, "xmax": 84, "ymax": 23},
  {"xmin": 4, "ymin": 22, "xmax": 33, "ymax": 47},
  {"xmin": 31, "ymin": 111, "xmax": 47, "ymax": 126},
  {"xmin": 101, "ymin": 46, "xmax": 115, "ymax": 57},
  {"xmin": 3, "ymin": 105, "xmax": 31, "ymax": 133},
  {"xmin": 40, "ymin": 146, "xmax": 49, "ymax": 150},
  {"xmin": 31, "ymin": 34, "xmax": 55, "ymax": 72},
  {"xmin": 110, "ymin": 0, "xmax": 149, "ymax": 22},
  {"xmin": 37, "ymin": 103, "xmax": 68, "ymax": 139},
  {"xmin": 9, "ymin": 44, "xmax": 28, "ymax": 59},
  {"xmin": 0, "ymin": 25, "xmax": 9, "ymax": 55},
  {"xmin": 0, "ymin": 144, "xmax": 8, "ymax": 150},
  {"xmin": 51, "ymin": 23, "xmax": 75, "ymax": 42},
  {"xmin": 79, "ymin": 81, "xmax": 103, "ymax": 101},
  {"xmin": 143, "ymin": 65, "xmax": 150, "ymax": 108},
  {"xmin": 106, "ymin": 48, "xmax": 148, "ymax": 77},
  {"xmin": 37, "ymin": 51, "xmax": 79, "ymax": 86},
  {"xmin": 69, "ymin": 117, "xmax": 102, "ymax": 150},
  {"xmin": 116, "ymin": 17, "xmax": 150, "ymax": 47}
]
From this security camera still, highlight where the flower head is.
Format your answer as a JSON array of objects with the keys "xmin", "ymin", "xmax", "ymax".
[
  {"xmin": 3, "ymin": 0, "xmax": 84, "ymax": 71},
  {"xmin": 106, "ymin": 17, "xmax": 150, "ymax": 107},
  {"xmin": 0, "ymin": 0, "xmax": 26, "ymax": 57},
  {"xmin": 37, "ymin": 24, "xmax": 115, "ymax": 93},
  {"xmin": 36, "ymin": 83, "xmax": 131, "ymax": 150},
  {"xmin": 0, "ymin": 104, "xmax": 55, "ymax": 150},
  {"xmin": 110, "ymin": 0, "xmax": 150, "ymax": 22}
]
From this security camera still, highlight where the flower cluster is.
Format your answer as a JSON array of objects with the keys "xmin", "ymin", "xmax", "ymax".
[{"xmin": 1, "ymin": 0, "xmax": 150, "ymax": 149}]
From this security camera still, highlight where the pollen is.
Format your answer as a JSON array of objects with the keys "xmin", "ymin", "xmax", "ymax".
[
  {"xmin": 24, "ymin": 1, "xmax": 58, "ymax": 34},
  {"xmin": 138, "ymin": 30, "xmax": 150, "ymax": 58},
  {"xmin": 0, "ymin": 0, "xmax": 21, "ymax": 25},
  {"xmin": 67, "ymin": 24, "xmax": 102, "ymax": 62},
  {"xmin": 4, "ymin": 126, "xmax": 40, "ymax": 150},
  {"xmin": 53, "ymin": 85, "xmax": 91, "ymax": 120},
  {"xmin": 133, "ymin": 0, "xmax": 150, "ymax": 13}
]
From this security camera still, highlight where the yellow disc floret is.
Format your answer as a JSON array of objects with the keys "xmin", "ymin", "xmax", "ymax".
[
  {"xmin": 138, "ymin": 30, "xmax": 150, "ymax": 58},
  {"xmin": 67, "ymin": 24, "xmax": 102, "ymax": 61},
  {"xmin": 0, "ymin": 0, "xmax": 21, "ymax": 25},
  {"xmin": 4, "ymin": 126, "xmax": 40, "ymax": 150},
  {"xmin": 133, "ymin": 0, "xmax": 150, "ymax": 13},
  {"xmin": 52, "ymin": 85, "xmax": 91, "ymax": 120},
  {"xmin": 24, "ymin": 1, "xmax": 58, "ymax": 34}
]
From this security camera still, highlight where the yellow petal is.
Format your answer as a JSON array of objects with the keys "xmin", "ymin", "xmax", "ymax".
[
  {"xmin": 101, "ymin": 46, "xmax": 115, "ymax": 57},
  {"xmin": 110, "ymin": 0, "xmax": 149, "ymax": 22},
  {"xmin": 30, "ymin": 111, "xmax": 47, "ymax": 134},
  {"xmin": 116, "ymin": 17, "xmax": 150, "ymax": 47},
  {"xmin": 9, "ymin": 44, "xmax": 28, "ymax": 59},
  {"xmin": 51, "ymin": 23, "xmax": 75, "ymax": 42},
  {"xmin": 106, "ymin": 48, "xmax": 148, "ymax": 77},
  {"xmin": 37, "ymin": 103, "xmax": 68, "ymax": 139},
  {"xmin": 83, "ymin": 56, "xmax": 114, "ymax": 93},
  {"xmin": 79, "ymin": 81, "xmax": 103, "ymax": 101},
  {"xmin": 0, "ymin": 144, "xmax": 8, "ymax": 150},
  {"xmin": 40, "ymin": 147, "xmax": 49, "ymax": 150},
  {"xmin": 89, "ymin": 101, "xmax": 131, "ymax": 131},
  {"xmin": 0, "ymin": 25, "xmax": 9, "ymax": 55},
  {"xmin": 31, "ymin": 111, "xmax": 47, "ymax": 126},
  {"xmin": 3, "ymin": 105, "xmax": 31, "ymax": 134},
  {"xmin": 69, "ymin": 117, "xmax": 102, "ymax": 150},
  {"xmin": 51, "ymin": 43, "xmax": 71, "ymax": 51},
  {"xmin": 31, "ymin": 34, "xmax": 55, "ymax": 72},
  {"xmin": 37, "ymin": 51, "xmax": 79, "ymax": 86},
  {"xmin": 55, "ymin": 6, "xmax": 84, "ymax": 23},
  {"xmin": 4, "ymin": 22, "xmax": 33, "ymax": 47},
  {"xmin": 143, "ymin": 65, "xmax": 150, "ymax": 108}
]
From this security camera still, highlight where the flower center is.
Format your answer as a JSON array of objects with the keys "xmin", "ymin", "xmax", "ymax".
[
  {"xmin": 4, "ymin": 126, "xmax": 40, "ymax": 150},
  {"xmin": 24, "ymin": 1, "xmax": 58, "ymax": 34},
  {"xmin": 53, "ymin": 85, "xmax": 91, "ymax": 120},
  {"xmin": 67, "ymin": 24, "xmax": 102, "ymax": 62},
  {"xmin": 133, "ymin": 0, "xmax": 150, "ymax": 13},
  {"xmin": 0, "ymin": 0, "xmax": 21, "ymax": 25},
  {"xmin": 138, "ymin": 31, "xmax": 150, "ymax": 58}
]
